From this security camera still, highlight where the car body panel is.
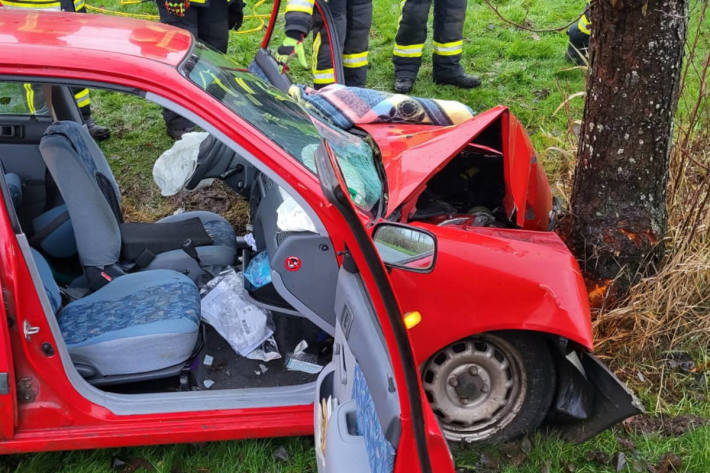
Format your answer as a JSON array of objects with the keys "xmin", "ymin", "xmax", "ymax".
[{"xmin": 388, "ymin": 223, "xmax": 594, "ymax": 365}]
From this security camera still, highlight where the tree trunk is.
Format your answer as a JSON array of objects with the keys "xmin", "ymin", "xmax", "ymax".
[{"xmin": 563, "ymin": 0, "xmax": 688, "ymax": 298}]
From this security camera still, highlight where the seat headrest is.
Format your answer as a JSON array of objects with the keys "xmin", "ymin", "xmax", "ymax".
[{"xmin": 4, "ymin": 172, "xmax": 22, "ymax": 208}]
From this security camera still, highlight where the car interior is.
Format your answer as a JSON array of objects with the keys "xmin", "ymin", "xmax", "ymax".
[
  {"xmin": 0, "ymin": 83, "xmax": 343, "ymax": 393},
  {"xmin": 0, "ymin": 71, "xmax": 406, "ymax": 470}
]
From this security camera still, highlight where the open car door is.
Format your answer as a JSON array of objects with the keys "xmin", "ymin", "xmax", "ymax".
[{"xmin": 314, "ymin": 143, "xmax": 454, "ymax": 473}]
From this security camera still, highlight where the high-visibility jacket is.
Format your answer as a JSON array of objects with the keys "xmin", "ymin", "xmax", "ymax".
[
  {"xmin": 566, "ymin": 7, "xmax": 590, "ymax": 64},
  {"xmin": 1, "ymin": 0, "xmax": 84, "ymax": 11},
  {"xmin": 393, "ymin": 0, "xmax": 468, "ymax": 80},
  {"xmin": 284, "ymin": 0, "xmax": 372, "ymax": 88}
]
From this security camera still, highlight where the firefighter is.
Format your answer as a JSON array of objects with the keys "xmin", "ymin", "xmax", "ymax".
[
  {"xmin": 155, "ymin": 0, "xmax": 244, "ymax": 138},
  {"xmin": 392, "ymin": 0, "xmax": 480, "ymax": 94},
  {"xmin": 566, "ymin": 8, "xmax": 590, "ymax": 65},
  {"xmin": 1, "ymin": 0, "xmax": 111, "ymax": 140},
  {"xmin": 276, "ymin": 0, "xmax": 372, "ymax": 88}
]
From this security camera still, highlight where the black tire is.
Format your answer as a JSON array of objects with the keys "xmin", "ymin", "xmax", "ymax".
[{"xmin": 421, "ymin": 331, "xmax": 556, "ymax": 444}]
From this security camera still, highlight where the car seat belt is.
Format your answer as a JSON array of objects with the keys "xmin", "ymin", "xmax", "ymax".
[{"xmin": 29, "ymin": 210, "xmax": 70, "ymax": 247}]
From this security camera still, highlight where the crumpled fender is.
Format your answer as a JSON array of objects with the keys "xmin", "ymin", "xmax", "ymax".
[{"xmin": 387, "ymin": 223, "xmax": 594, "ymax": 365}]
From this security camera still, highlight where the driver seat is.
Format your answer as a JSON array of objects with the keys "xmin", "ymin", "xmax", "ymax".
[{"xmin": 38, "ymin": 121, "xmax": 236, "ymax": 288}]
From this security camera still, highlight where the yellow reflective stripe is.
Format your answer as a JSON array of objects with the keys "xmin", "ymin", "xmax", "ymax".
[
  {"xmin": 433, "ymin": 40, "xmax": 463, "ymax": 56},
  {"xmin": 285, "ymin": 0, "xmax": 314, "ymax": 14},
  {"xmin": 191, "ymin": 0, "xmax": 207, "ymax": 4},
  {"xmin": 578, "ymin": 14, "xmax": 591, "ymax": 35},
  {"xmin": 73, "ymin": 0, "xmax": 85, "ymax": 9},
  {"xmin": 393, "ymin": 42, "xmax": 423, "ymax": 58},
  {"xmin": 312, "ymin": 32, "xmax": 322, "ymax": 72},
  {"xmin": 313, "ymin": 68, "xmax": 335, "ymax": 84},
  {"xmin": 24, "ymin": 83, "xmax": 36, "ymax": 115},
  {"xmin": 343, "ymin": 51, "xmax": 368, "ymax": 68},
  {"xmin": 2, "ymin": 0, "xmax": 61, "ymax": 8},
  {"xmin": 74, "ymin": 88, "xmax": 90, "ymax": 108}
]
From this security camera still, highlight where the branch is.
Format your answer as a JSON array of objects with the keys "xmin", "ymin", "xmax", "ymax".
[{"xmin": 482, "ymin": 0, "xmax": 583, "ymax": 33}]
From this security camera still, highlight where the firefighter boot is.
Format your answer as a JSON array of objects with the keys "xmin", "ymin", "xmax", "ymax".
[
  {"xmin": 433, "ymin": 72, "xmax": 481, "ymax": 89},
  {"xmin": 85, "ymin": 116, "xmax": 110, "ymax": 141},
  {"xmin": 394, "ymin": 76, "xmax": 415, "ymax": 94}
]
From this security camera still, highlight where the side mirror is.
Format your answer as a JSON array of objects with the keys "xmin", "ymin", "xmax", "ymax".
[{"xmin": 373, "ymin": 223, "xmax": 436, "ymax": 272}]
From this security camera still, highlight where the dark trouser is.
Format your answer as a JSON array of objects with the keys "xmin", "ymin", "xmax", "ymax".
[
  {"xmin": 312, "ymin": 0, "xmax": 372, "ymax": 88},
  {"xmin": 393, "ymin": 0, "xmax": 467, "ymax": 81},
  {"xmin": 156, "ymin": 0, "xmax": 230, "ymax": 130}
]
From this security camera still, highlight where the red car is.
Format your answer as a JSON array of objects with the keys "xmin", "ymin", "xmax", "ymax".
[{"xmin": 0, "ymin": 10, "xmax": 639, "ymax": 468}]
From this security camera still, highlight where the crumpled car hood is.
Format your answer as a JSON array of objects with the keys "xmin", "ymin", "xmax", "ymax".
[{"xmin": 360, "ymin": 106, "xmax": 507, "ymax": 217}]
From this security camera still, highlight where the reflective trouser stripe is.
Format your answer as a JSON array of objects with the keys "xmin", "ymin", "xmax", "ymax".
[
  {"xmin": 343, "ymin": 51, "xmax": 368, "ymax": 68},
  {"xmin": 393, "ymin": 43, "xmax": 424, "ymax": 58},
  {"xmin": 73, "ymin": 0, "xmax": 85, "ymax": 9},
  {"xmin": 312, "ymin": 33, "xmax": 336, "ymax": 84},
  {"xmin": 433, "ymin": 40, "xmax": 463, "ymax": 56},
  {"xmin": 74, "ymin": 88, "xmax": 90, "ymax": 108},
  {"xmin": 285, "ymin": 0, "xmax": 314, "ymax": 14},
  {"xmin": 578, "ymin": 14, "xmax": 591, "ymax": 35},
  {"xmin": 24, "ymin": 84, "xmax": 36, "ymax": 115},
  {"xmin": 313, "ymin": 68, "xmax": 335, "ymax": 84}
]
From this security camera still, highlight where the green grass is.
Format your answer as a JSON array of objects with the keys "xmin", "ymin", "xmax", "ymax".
[{"xmin": 4, "ymin": 0, "xmax": 710, "ymax": 471}]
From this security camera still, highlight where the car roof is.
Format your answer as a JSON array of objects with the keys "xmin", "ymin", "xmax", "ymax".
[{"xmin": 0, "ymin": 10, "xmax": 192, "ymax": 69}]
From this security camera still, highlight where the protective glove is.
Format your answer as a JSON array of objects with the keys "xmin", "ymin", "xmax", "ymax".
[
  {"xmin": 165, "ymin": 0, "xmax": 189, "ymax": 17},
  {"xmin": 276, "ymin": 36, "xmax": 307, "ymax": 69}
]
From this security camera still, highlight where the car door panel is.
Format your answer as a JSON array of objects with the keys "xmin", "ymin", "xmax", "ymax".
[{"xmin": 315, "ymin": 265, "xmax": 400, "ymax": 473}]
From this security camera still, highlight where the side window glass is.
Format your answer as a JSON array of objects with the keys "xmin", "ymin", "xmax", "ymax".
[{"xmin": 0, "ymin": 83, "xmax": 49, "ymax": 116}]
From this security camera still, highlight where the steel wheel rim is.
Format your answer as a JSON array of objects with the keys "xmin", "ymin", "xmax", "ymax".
[{"xmin": 422, "ymin": 335, "xmax": 527, "ymax": 442}]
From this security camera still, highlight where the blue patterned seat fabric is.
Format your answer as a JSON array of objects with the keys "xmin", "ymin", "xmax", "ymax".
[
  {"xmin": 353, "ymin": 365, "xmax": 396, "ymax": 473},
  {"xmin": 58, "ymin": 269, "xmax": 201, "ymax": 377}
]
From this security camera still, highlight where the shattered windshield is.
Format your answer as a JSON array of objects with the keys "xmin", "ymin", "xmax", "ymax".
[{"xmin": 181, "ymin": 44, "xmax": 383, "ymax": 213}]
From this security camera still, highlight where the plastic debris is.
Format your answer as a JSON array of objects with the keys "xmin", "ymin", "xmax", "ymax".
[
  {"xmin": 203, "ymin": 379, "xmax": 215, "ymax": 389},
  {"xmin": 245, "ymin": 335, "xmax": 281, "ymax": 362},
  {"xmin": 286, "ymin": 340, "xmax": 323, "ymax": 374},
  {"xmin": 200, "ymin": 268, "xmax": 273, "ymax": 356},
  {"xmin": 202, "ymin": 354, "xmax": 214, "ymax": 367},
  {"xmin": 243, "ymin": 232, "xmax": 258, "ymax": 252},
  {"xmin": 244, "ymin": 251, "xmax": 271, "ymax": 289}
]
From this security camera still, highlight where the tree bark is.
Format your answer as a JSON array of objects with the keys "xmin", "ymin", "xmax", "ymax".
[{"xmin": 563, "ymin": 0, "xmax": 688, "ymax": 297}]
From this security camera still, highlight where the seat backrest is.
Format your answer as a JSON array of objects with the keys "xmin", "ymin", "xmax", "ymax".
[
  {"xmin": 29, "ymin": 248, "xmax": 62, "ymax": 313},
  {"xmin": 39, "ymin": 121, "xmax": 122, "ymax": 268},
  {"xmin": 4, "ymin": 172, "xmax": 22, "ymax": 208}
]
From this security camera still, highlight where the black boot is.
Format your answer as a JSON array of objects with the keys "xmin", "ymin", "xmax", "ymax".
[
  {"xmin": 433, "ymin": 73, "xmax": 481, "ymax": 89},
  {"xmin": 394, "ymin": 77, "xmax": 415, "ymax": 94},
  {"xmin": 85, "ymin": 116, "xmax": 110, "ymax": 141}
]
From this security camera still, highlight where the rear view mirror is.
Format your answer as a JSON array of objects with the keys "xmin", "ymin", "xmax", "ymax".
[{"xmin": 373, "ymin": 223, "xmax": 436, "ymax": 272}]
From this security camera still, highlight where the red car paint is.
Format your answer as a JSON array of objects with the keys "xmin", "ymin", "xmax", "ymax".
[{"xmin": 0, "ymin": 10, "xmax": 591, "ymax": 461}]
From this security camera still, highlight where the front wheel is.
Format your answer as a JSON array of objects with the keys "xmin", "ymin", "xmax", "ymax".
[{"xmin": 422, "ymin": 332, "xmax": 555, "ymax": 444}]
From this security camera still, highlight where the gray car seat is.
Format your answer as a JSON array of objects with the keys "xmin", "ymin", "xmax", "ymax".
[
  {"xmin": 38, "ymin": 121, "xmax": 236, "ymax": 287},
  {"xmin": 29, "ymin": 249, "xmax": 200, "ymax": 383}
]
